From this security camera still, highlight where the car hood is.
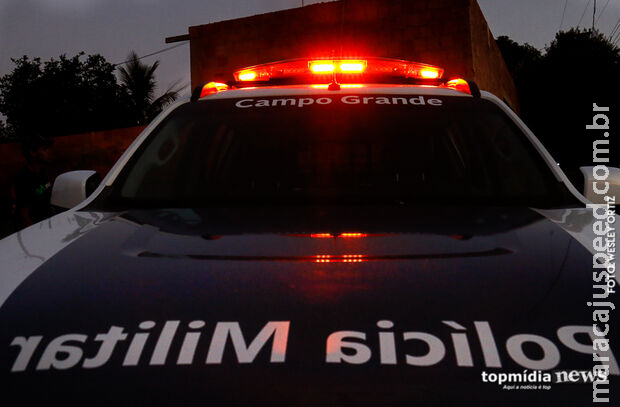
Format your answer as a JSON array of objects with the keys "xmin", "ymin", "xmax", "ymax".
[{"xmin": 0, "ymin": 205, "xmax": 616, "ymax": 405}]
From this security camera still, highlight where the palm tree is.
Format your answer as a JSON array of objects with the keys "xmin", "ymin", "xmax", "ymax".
[{"xmin": 118, "ymin": 50, "xmax": 181, "ymax": 125}]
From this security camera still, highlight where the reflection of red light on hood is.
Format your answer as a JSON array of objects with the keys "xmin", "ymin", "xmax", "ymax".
[
  {"xmin": 311, "ymin": 233, "xmax": 333, "ymax": 239},
  {"xmin": 288, "ymin": 269, "xmax": 372, "ymax": 304},
  {"xmin": 314, "ymin": 254, "xmax": 366, "ymax": 263},
  {"xmin": 308, "ymin": 233, "xmax": 368, "ymax": 239},
  {"xmin": 340, "ymin": 233, "xmax": 367, "ymax": 238}
]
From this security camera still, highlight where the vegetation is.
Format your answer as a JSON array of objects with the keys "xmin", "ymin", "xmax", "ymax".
[
  {"xmin": 118, "ymin": 51, "xmax": 181, "ymax": 125},
  {"xmin": 0, "ymin": 120, "xmax": 8, "ymax": 140},
  {"xmin": 496, "ymin": 29, "xmax": 619, "ymax": 179},
  {"xmin": 0, "ymin": 51, "xmax": 179, "ymax": 143}
]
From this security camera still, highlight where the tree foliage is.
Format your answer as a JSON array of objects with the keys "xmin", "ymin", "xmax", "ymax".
[
  {"xmin": 497, "ymin": 28, "xmax": 619, "ymax": 182},
  {"xmin": 0, "ymin": 120, "xmax": 12, "ymax": 142},
  {"xmin": 495, "ymin": 36, "xmax": 541, "ymax": 80},
  {"xmin": 0, "ymin": 53, "xmax": 131, "ymax": 142},
  {"xmin": 0, "ymin": 51, "xmax": 180, "ymax": 143},
  {"xmin": 118, "ymin": 51, "xmax": 180, "ymax": 125}
]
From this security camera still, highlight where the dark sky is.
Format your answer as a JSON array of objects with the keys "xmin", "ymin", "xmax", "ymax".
[{"xmin": 1, "ymin": 0, "xmax": 619, "ymax": 98}]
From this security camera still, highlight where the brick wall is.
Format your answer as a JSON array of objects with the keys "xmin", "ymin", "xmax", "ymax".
[{"xmin": 186, "ymin": 0, "xmax": 516, "ymax": 106}]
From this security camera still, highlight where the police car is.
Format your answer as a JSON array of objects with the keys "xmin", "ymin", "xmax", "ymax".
[{"xmin": 0, "ymin": 57, "xmax": 618, "ymax": 405}]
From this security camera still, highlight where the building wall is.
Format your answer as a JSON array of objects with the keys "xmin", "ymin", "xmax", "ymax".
[
  {"xmin": 187, "ymin": 0, "xmax": 517, "ymax": 107},
  {"xmin": 468, "ymin": 0, "xmax": 519, "ymax": 110}
]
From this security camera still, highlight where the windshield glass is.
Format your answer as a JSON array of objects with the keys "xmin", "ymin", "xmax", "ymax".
[{"xmin": 104, "ymin": 94, "xmax": 577, "ymax": 208}]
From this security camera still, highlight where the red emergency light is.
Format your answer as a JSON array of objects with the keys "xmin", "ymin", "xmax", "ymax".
[
  {"xmin": 198, "ymin": 82, "xmax": 229, "ymax": 98},
  {"xmin": 444, "ymin": 78, "xmax": 472, "ymax": 95}
]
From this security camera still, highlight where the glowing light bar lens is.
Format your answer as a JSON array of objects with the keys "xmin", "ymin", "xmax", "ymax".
[
  {"xmin": 339, "ymin": 61, "xmax": 367, "ymax": 73},
  {"xmin": 238, "ymin": 71, "xmax": 257, "ymax": 81},
  {"xmin": 310, "ymin": 62, "xmax": 335, "ymax": 73},
  {"xmin": 407, "ymin": 64, "xmax": 444, "ymax": 80},
  {"xmin": 420, "ymin": 69, "xmax": 440, "ymax": 79},
  {"xmin": 309, "ymin": 60, "xmax": 367, "ymax": 74}
]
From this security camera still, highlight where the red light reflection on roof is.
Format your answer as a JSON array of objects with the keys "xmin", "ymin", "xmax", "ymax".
[{"xmin": 311, "ymin": 84, "xmax": 364, "ymax": 89}]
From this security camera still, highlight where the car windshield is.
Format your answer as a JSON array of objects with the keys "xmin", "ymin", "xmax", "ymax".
[{"xmin": 103, "ymin": 94, "xmax": 577, "ymax": 208}]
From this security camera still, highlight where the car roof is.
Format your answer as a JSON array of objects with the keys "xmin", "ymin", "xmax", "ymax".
[{"xmin": 200, "ymin": 84, "xmax": 472, "ymax": 101}]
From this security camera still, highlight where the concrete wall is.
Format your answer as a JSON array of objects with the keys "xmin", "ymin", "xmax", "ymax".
[
  {"xmin": 186, "ymin": 0, "xmax": 517, "ymax": 107},
  {"xmin": 468, "ymin": 0, "xmax": 519, "ymax": 110}
]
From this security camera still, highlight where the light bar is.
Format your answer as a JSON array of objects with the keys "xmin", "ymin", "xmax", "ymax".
[{"xmin": 232, "ymin": 57, "xmax": 444, "ymax": 83}]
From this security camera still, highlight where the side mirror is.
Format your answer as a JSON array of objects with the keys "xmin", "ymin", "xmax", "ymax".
[
  {"xmin": 580, "ymin": 166, "xmax": 620, "ymax": 204},
  {"xmin": 51, "ymin": 170, "xmax": 101, "ymax": 209}
]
